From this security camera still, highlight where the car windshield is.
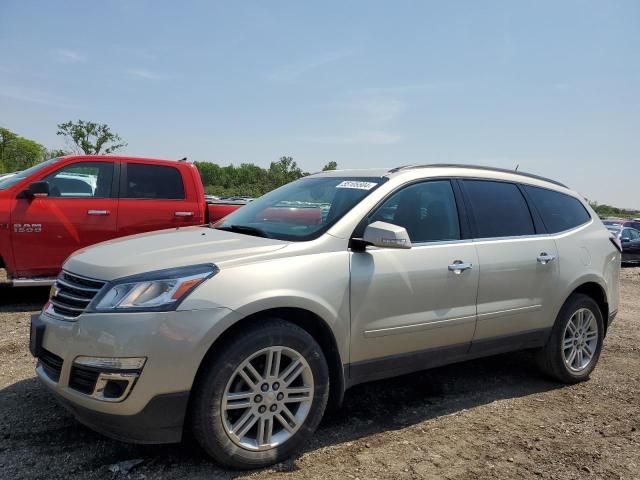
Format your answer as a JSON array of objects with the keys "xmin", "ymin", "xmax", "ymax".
[
  {"xmin": 0, "ymin": 157, "xmax": 63, "ymax": 191},
  {"xmin": 215, "ymin": 176, "xmax": 386, "ymax": 241}
]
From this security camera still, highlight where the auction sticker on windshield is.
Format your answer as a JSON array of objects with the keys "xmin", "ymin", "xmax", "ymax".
[{"xmin": 336, "ymin": 181, "xmax": 378, "ymax": 190}]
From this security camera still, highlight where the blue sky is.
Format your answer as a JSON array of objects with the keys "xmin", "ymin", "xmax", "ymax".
[{"xmin": 1, "ymin": 0, "xmax": 638, "ymax": 208}]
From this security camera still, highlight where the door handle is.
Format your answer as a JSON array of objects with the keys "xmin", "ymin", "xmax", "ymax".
[
  {"xmin": 448, "ymin": 260, "xmax": 473, "ymax": 274},
  {"xmin": 537, "ymin": 253, "xmax": 556, "ymax": 265},
  {"xmin": 87, "ymin": 210, "xmax": 110, "ymax": 216},
  {"xmin": 175, "ymin": 211, "xmax": 194, "ymax": 217}
]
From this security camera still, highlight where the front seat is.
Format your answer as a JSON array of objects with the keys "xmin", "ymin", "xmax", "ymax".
[
  {"xmin": 420, "ymin": 200, "xmax": 451, "ymax": 241},
  {"xmin": 392, "ymin": 189, "xmax": 421, "ymax": 241},
  {"xmin": 94, "ymin": 171, "xmax": 112, "ymax": 198}
]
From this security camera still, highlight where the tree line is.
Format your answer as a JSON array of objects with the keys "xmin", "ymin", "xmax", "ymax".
[
  {"xmin": 0, "ymin": 121, "xmax": 124, "ymax": 173},
  {"xmin": 0, "ymin": 127, "xmax": 66, "ymax": 173},
  {"xmin": 0, "ymin": 122, "xmax": 338, "ymax": 197},
  {"xmin": 3, "ymin": 121, "xmax": 636, "ymax": 214},
  {"xmin": 589, "ymin": 201, "xmax": 639, "ymax": 219},
  {"xmin": 196, "ymin": 158, "xmax": 338, "ymax": 197}
]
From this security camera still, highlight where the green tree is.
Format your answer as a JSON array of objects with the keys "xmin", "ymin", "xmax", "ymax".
[
  {"xmin": 268, "ymin": 156, "xmax": 305, "ymax": 189},
  {"xmin": 0, "ymin": 127, "xmax": 46, "ymax": 173},
  {"xmin": 57, "ymin": 120, "xmax": 127, "ymax": 154},
  {"xmin": 194, "ymin": 156, "xmax": 308, "ymax": 198},
  {"xmin": 322, "ymin": 161, "xmax": 338, "ymax": 171},
  {"xmin": 589, "ymin": 201, "xmax": 639, "ymax": 219},
  {"xmin": 44, "ymin": 148, "xmax": 71, "ymax": 159}
]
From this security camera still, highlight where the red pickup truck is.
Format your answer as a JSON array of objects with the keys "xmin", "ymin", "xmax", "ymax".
[{"xmin": 0, "ymin": 155, "xmax": 245, "ymax": 286}]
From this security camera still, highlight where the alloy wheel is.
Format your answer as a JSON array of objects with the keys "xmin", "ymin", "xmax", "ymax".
[
  {"xmin": 221, "ymin": 346, "xmax": 314, "ymax": 451},
  {"xmin": 562, "ymin": 308, "xmax": 598, "ymax": 372}
]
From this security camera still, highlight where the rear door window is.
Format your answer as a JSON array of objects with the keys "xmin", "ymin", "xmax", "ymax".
[
  {"xmin": 523, "ymin": 185, "xmax": 591, "ymax": 233},
  {"xmin": 462, "ymin": 180, "xmax": 535, "ymax": 238},
  {"xmin": 124, "ymin": 164, "xmax": 185, "ymax": 199}
]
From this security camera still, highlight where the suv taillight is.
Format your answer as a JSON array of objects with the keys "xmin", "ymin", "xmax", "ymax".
[{"xmin": 610, "ymin": 236, "xmax": 623, "ymax": 253}]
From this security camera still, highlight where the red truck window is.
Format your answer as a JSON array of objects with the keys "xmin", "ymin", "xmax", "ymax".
[
  {"xmin": 42, "ymin": 162, "xmax": 115, "ymax": 198},
  {"xmin": 124, "ymin": 164, "xmax": 185, "ymax": 199}
]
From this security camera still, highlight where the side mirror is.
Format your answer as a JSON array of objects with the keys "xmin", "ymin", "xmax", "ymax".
[
  {"xmin": 25, "ymin": 181, "xmax": 50, "ymax": 198},
  {"xmin": 362, "ymin": 221, "xmax": 412, "ymax": 249},
  {"xmin": 621, "ymin": 237, "xmax": 630, "ymax": 243}
]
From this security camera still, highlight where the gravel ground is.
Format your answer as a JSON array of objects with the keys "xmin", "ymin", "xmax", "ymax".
[{"xmin": 1, "ymin": 269, "xmax": 639, "ymax": 480}]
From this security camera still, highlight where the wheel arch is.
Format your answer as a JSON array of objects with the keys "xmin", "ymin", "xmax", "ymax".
[
  {"xmin": 191, "ymin": 307, "xmax": 346, "ymax": 412},
  {"xmin": 566, "ymin": 281, "xmax": 609, "ymax": 335}
]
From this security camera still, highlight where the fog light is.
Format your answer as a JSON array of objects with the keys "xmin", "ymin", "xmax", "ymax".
[
  {"xmin": 92, "ymin": 372, "xmax": 140, "ymax": 402},
  {"xmin": 70, "ymin": 356, "xmax": 146, "ymax": 402},
  {"xmin": 74, "ymin": 356, "xmax": 146, "ymax": 370},
  {"xmin": 103, "ymin": 379, "xmax": 129, "ymax": 399}
]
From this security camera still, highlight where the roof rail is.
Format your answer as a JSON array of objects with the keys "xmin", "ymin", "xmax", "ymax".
[{"xmin": 387, "ymin": 164, "xmax": 567, "ymax": 188}]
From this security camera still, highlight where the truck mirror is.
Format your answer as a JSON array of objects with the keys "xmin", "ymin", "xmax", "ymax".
[{"xmin": 26, "ymin": 181, "xmax": 50, "ymax": 198}]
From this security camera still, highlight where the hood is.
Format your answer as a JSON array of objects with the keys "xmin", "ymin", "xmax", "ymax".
[{"xmin": 64, "ymin": 226, "xmax": 288, "ymax": 281}]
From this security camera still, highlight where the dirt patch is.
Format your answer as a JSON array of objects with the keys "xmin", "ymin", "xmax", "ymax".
[{"xmin": 1, "ymin": 272, "xmax": 639, "ymax": 479}]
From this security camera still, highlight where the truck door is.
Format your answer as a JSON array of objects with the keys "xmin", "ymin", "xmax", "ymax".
[
  {"xmin": 10, "ymin": 161, "xmax": 119, "ymax": 278},
  {"xmin": 116, "ymin": 161, "xmax": 204, "ymax": 236}
]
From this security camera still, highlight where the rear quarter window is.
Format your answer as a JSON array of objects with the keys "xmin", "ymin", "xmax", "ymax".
[{"xmin": 523, "ymin": 185, "xmax": 591, "ymax": 233}]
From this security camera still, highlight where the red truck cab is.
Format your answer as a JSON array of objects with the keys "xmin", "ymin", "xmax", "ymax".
[{"xmin": 0, "ymin": 155, "xmax": 242, "ymax": 285}]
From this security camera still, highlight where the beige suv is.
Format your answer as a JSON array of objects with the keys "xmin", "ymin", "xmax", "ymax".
[{"xmin": 30, "ymin": 164, "xmax": 620, "ymax": 469}]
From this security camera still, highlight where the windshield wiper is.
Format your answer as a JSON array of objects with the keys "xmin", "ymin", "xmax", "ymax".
[{"xmin": 216, "ymin": 224, "xmax": 271, "ymax": 238}]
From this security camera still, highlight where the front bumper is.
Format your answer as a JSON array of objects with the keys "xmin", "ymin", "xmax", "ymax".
[
  {"xmin": 31, "ymin": 306, "xmax": 240, "ymax": 443},
  {"xmin": 53, "ymin": 388, "xmax": 190, "ymax": 444}
]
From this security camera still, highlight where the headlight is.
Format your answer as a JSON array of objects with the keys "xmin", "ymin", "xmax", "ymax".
[{"xmin": 91, "ymin": 264, "xmax": 217, "ymax": 312}]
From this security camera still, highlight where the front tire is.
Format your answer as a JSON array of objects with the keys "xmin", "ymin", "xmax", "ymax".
[
  {"xmin": 191, "ymin": 319, "xmax": 329, "ymax": 469},
  {"xmin": 537, "ymin": 293, "xmax": 604, "ymax": 383}
]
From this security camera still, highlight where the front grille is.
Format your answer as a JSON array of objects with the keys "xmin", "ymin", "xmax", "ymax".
[
  {"xmin": 39, "ymin": 349, "xmax": 63, "ymax": 382},
  {"xmin": 69, "ymin": 365, "xmax": 100, "ymax": 395},
  {"xmin": 49, "ymin": 271, "xmax": 106, "ymax": 319}
]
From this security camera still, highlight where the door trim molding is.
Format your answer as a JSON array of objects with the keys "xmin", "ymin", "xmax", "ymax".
[
  {"xmin": 347, "ymin": 327, "xmax": 552, "ymax": 387},
  {"xmin": 364, "ymin": 314, "xmax": 476, "ymax": 338},
  {"xmin": 476, "ymin": 304, "xmax": 542, "ymax": 322}
]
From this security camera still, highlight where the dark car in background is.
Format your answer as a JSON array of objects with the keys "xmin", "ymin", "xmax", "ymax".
[
  {"xmin": 603, "ymin": 218, "xmax": 640, "ymax": 231},
  {"xmin": 607, "ymin": 226, "xmax": 640, "ymax": 264}
]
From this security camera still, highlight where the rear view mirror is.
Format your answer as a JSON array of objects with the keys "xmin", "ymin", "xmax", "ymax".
[
  {"xmin": 362, "ymin": 221, "xmax": 412, "ymax": 249},
  {"xmin": 25, "ymin": 181, "xmax": 50, "ymax": 198}
]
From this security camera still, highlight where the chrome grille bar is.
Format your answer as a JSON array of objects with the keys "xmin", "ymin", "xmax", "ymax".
[
  {"xmin": 57, "ymin": 278, "xmax": 102, "ymax": 293},
  {"xmin": 49, "ymin": 271, "xmax": 106, "ymax": 320}
]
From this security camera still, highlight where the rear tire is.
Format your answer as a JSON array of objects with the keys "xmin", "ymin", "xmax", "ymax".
[
  {"xmin": 191, "ymin": 318, "xmax": 329, "ymax": 469},
  {"xmin": 537, "ymin": 293, "xmax": 604, "ymax": 383}
]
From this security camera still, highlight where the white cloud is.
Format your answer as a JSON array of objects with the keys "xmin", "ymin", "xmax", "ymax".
[
  {"xmin": 55, "ymin": 49, "xmax": 87, "ymax": 63},
  {"xmin": 297, "ymin": 131, "xmax": 401, "ymax": 145},
  {"xmin": 126, "ymin": 68, "xmax": 170, "ymax": 80},
  {"xmin": 265, "ymin": 49, "xmax": 356, "ymax": 83}
]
